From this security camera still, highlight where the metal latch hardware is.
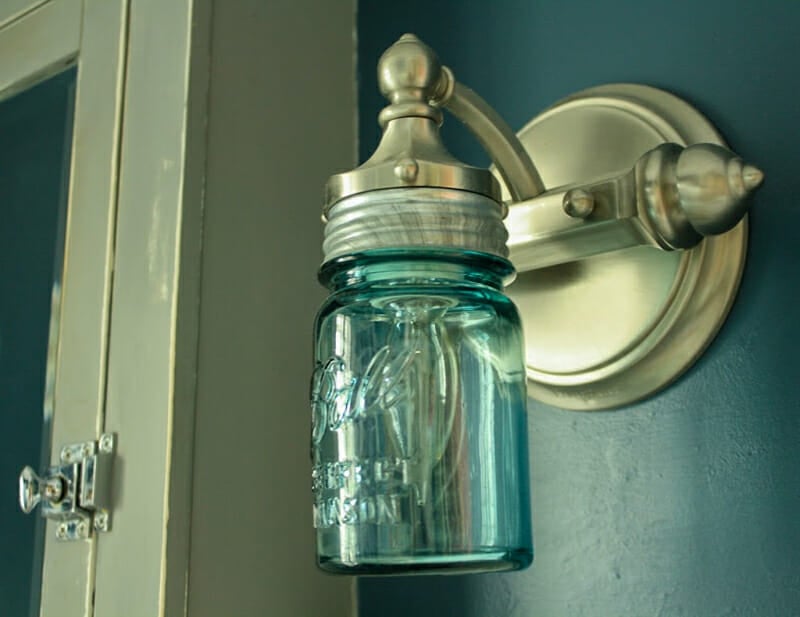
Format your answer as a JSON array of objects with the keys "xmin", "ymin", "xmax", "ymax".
[{"xmin": 18, "ymin": 433, "xmax": 116, "ymax": 541}]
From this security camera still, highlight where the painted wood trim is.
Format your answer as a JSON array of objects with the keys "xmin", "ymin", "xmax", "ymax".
[
  {"xmin": 92, "ymin": 0, "xmax": 211, "ymax": 614},
  {"xmin": 0, "ymin": 0, "xmax": 80, "ymax": 101},
  {"xmin": 0, "ymin": 0, "xmax": 50, "ymax": 29},
  {"xmin": 185, "ymin": 1, "xmax": 356, "ymax": 615},
  {"xmin": 35, "ymin": 0, "xmax": 130, "ymax": 615}
]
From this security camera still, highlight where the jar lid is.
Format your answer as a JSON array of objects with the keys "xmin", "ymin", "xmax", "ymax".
[
  {"xmin": 323, "ymin": 187, "xmax": 509, "ymax": 263},
  {"xmin": 324, "ymin": 117, "xmax": 502, "ymax": 216}
]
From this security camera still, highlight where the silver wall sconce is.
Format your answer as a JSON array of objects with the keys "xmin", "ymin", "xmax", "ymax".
[{"xmin": 311, "ymin": 34, "xmax": 762, "ymax": 575}]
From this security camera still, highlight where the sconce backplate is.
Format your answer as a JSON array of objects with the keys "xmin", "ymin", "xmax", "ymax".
[{"xmin": 501, "ymin": 84, "xmax": 747, "ymax": 410}]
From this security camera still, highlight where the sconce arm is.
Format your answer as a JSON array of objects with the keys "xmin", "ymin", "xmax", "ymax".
[
  {"xmin": 434, "ymin": 72, "xmax": 546, "ymax": 202},
  {"xmin": 507, "ymin": 142, "xmax": 764, "ymax": 272},
  {"xmin": 329, "ymin": 36, "xmax": 767, "ymax": 411},
  {"xmin": 423, "ymin": 57, "xmax": 763, "ymax": 274},
  {"xmin": 429, "ymin": 68, "xmax": 761, "ymax": 274},
  {"xmin": 352, "ymin": 34, "xmax": 763, "ymax": 277},
  {"xmin": 506, "ymin": 170, "xmax": 643, "ymax": 271}
]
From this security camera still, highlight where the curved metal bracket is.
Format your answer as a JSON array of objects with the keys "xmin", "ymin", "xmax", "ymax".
[
  {"xmin": 426, "ymin": 54, "xmax": 761, "ymax": 274},
  {"xmin": 349, "ymin": 35, "xmax": 765, "ymax": 410},
  {"xmin": 428, "ymin": 56, "xmax": 763, "ymax": 408},
  {"xmin": 436, "ymin": 76, "xmax": 545, "ymax": 202},
  {"xmin": 497, "ymin": 84, "xmax": 761, "ymax": 409},
  {"xmin": 504, "ymin": 140, "xmax": 762, "ymax": 273}
]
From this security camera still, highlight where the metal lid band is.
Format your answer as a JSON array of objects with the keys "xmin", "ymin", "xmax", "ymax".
[{"xmin": 322, "ymin": 187, "xmax": 509, "ymax": 263}]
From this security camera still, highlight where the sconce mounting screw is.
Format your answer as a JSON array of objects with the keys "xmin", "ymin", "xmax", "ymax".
[
  {"xmin": 94, "ymin": 511, "xmax": 109, "ymax": 532},
  {"xmin": 393, "ymin": 158, "xmax": 419, "ymax": 183},
  {"xmin": 99, "ymin": 433, "xmax": 115, "ymax": 454},
  {"xmin": 563, "ymin": 188, "xmax": 595, "ymax": 218}
]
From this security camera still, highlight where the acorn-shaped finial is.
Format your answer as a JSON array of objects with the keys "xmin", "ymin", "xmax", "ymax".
[
  {"xmin": 676, "ymin": 143, "xmax": 764, "ymax": 236},
  {"xmin": 637, "ymin": 142, "xmax": 764, "ymax": 249},
  {"xmin": 375, "ymin": 34, "xmax": 454, "ymax": 128},
  {"xmin": 377, "ymin": 34, "xmax": 444, "ymax": 105}
]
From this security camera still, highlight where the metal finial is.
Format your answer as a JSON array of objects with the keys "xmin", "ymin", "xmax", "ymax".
[
  {"xmin": 375, "ymin": 34, "xmax": 451, "ymax": 128},
  {"xmin": 324, "ymin": 36, "xmax": 500, "ymax": 210},
  {"xmin": 742, "ymin": 164, "xmax": 765, "ymax": 191},
  {"xmin": 675, "ymin": 143, "xmax": 764, "ymax": 237},
  {"xmin": 377, "ymin": 34, "xmax": 443, "ymax": 104}
]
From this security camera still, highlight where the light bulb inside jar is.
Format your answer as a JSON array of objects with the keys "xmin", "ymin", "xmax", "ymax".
[
  {"xmin": 311, "ymin": 246, "xmax": 532, "ymax": 575},
  {"xmin": 311, "ymin": 33, "xmax": 532, "ymax": 575}
]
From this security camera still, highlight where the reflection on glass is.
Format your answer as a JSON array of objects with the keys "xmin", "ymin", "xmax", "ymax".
[
  {"xmin": 312, "ymin": 252, "xmax": 532, "ymax": 575},
  {"xmin": 0, "ymin": 67, "xmax": 76, "ymax": 617}
]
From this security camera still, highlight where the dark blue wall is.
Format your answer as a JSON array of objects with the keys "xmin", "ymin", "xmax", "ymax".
[{"xmin": 357, "ymin": 1, "xmax": 800, "ymax": 615}]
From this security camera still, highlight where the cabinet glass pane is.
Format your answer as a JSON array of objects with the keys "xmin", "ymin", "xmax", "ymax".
[{"xmin": 0, "ymin": 67, "xmax": 76, "ymax": 617}]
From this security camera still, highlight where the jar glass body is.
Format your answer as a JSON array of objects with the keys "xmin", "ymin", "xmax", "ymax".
[{"xmin": 311, "ymin": 250, "xmax": 532, "ymax": 575}]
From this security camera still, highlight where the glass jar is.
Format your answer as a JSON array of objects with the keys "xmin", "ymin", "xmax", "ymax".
[{"xmin": 310, "ymin": 249, "xmax": 532, "ymax": 575}]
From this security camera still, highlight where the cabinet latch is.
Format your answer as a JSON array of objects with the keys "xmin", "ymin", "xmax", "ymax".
[{"xmin": 18, "ymin": 433, "xmax": 116, "ymax": 541}]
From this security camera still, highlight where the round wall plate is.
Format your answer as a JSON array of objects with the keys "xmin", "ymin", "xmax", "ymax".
[{"xmin": 499, "ymin": 84, "xmax": 747, "ymax": 410}]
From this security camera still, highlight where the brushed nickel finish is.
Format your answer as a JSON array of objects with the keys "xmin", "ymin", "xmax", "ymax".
[
  {"xmin": 322, "ymin": 187, "xmax": 509, "ymax": 262},
  {"xmin": 326, "ymin": 34, "xmax": 764, "ymax": 410},
  {"xmin": 506, "ymin": 141, "xmax": 763, "ymax": 271},
  {"xmin": 501, "ymin": 84, "xmax": 752, "ymax": 409},
  {"xmin": 563, "ymin": 189, "xmax": 595, "ymax": 219},
  {"xmin": 324, "ymin": 35, "xmax": 501, "ymax": 215},
  {"xmin": 441, "ymin": 79, "xmax": 545, "ymax": 201},
  {"xmin": 674, "ymin": 143, "xmax": 763, "ymax": 236},
  {"xmin": 324, "ymin": 116, "xmax": 501, "ymax": 214}
]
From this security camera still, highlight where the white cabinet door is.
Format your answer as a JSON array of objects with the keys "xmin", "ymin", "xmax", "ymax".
[
  {"xmin": 5, "ymin": 1, "xmax": 356, "ymax": 615},
  {"xmin": 0, "ymin": 1, "xmax": 128, "ymax": 616},
  {"xmin": 91, "ymin": 0, "xmax": 211, "ymax": 613},
  {"xmin": 1, "ymin": 42, "xmax": 76, "ymax": 617},
  {"xmin": 5, "ymin": 1, "xmax": 210, "ymax": 613},
  {"xmin": 0, "ymin": 0, "xmax": 49, "ymax": 29}
]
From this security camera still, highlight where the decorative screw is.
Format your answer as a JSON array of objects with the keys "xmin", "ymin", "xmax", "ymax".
[
  {"xmin": 61, "ymin": 447, "xmax": 72, "ymax": 463},
  {"xmin": 394, "ymin": 158, "xmax": 419, "ymax": 183},
  {"xmin": 82, "ymin": 444, "xmax": 93, "ymax": 457},
  {"xmin": 563, "ymin": 188, "xmax": 595, "ymax": 219},
  {"xmin": 43, "ymin": 478, "xmax": 65, "ymax": 503},
  {"xmin": 94, "ymin": 512, "xmax": 109, "ymax": 532},
  {"xmin": 56, "ymin": 523, "xmax": 68, "ymax": 540},
  {"xmin": 76, "ymin": 521, "xmax": 88, "ymax": 538},
  {"xmin": 99, "ymin": 434, "xmax": 115, "ymax": 454}
]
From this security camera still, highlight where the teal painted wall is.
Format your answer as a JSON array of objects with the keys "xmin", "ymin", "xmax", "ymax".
[{"xmin": 357, "ymin": 1, "xmax": 800, "ymax": 615}]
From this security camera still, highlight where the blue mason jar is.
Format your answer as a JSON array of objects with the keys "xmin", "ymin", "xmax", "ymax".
[
  {"xmin": 311, "ymin": 188, "xmax": 532, "ymax": 574},
  {"xmin": 312, "ymin": 33, "xmax": 533, "ymax": 575}
]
